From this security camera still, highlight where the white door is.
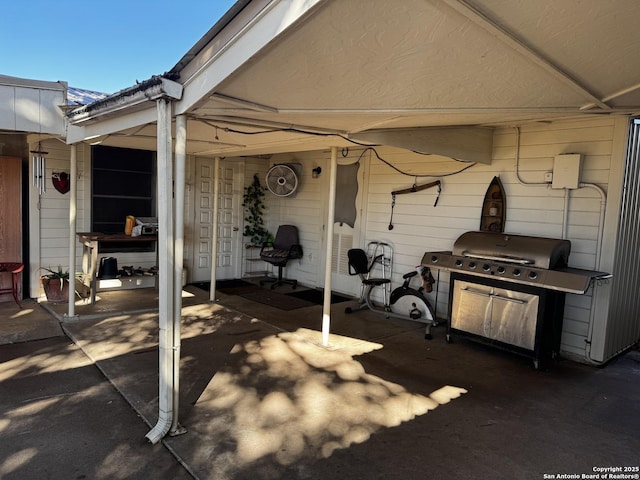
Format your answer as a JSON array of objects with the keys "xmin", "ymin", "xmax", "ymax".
[{"xmin": 191, "ymin": 158, "xmax": 242, "ymax": 282}]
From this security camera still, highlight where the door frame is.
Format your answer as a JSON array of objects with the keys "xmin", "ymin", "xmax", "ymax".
[{"xmin": 187, "ymin": 157, "xmax": 244, "ymax": 283}]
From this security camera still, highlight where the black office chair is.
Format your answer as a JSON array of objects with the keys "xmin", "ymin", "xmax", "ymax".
[{"xmin": 259, "ymin": 225, "xmax": 303, "ymax": 289}]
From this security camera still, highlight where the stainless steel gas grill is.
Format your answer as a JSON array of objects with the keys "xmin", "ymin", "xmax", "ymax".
[{"xmin": 422, "ymin": 231, "xmax": 611, "ymax": 368}]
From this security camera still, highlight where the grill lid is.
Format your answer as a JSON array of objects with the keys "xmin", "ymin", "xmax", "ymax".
[{"xmin": 452, "ymin": 231, "xmax": 571, "ymax": 270}]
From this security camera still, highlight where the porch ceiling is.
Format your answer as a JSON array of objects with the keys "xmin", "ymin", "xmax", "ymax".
[{"xmin": 70, "ymin": 0, "xmax": 640, "ymax": 158}]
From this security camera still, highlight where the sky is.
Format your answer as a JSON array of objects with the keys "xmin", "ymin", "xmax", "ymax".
[{"xmin": 1, "ymin": 0, "xmax": 237, "ymax": 94}]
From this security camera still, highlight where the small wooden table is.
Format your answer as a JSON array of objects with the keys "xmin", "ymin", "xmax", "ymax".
[{"xmin": 77, "ymin": 233, "xmax": 157, "ymax": 304}]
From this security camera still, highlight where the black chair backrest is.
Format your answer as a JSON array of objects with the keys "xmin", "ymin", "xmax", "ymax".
[
  {"xmin": 273, "ymin": 225, "xmax": 299, "ymax": 250},
  {"xmin": 347, "ymin": 248, "xmax": 370, "ymax": 276}
]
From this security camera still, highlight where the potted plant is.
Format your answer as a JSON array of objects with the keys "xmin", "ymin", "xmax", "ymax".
[
  {"xmin": 40, "ymin": 266, "xmax": 70, "ymax": 303},
  {"xmin": 242, "ymin": 174, "xmax": 270, "ymax": 245}
]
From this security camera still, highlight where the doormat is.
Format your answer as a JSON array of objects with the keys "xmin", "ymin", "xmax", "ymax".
[
  {"xmin": 237, "ymin": 289, "xmax": 315, "ymax": 311},
  {"xmin": 285, "ymin": 289, "xmax": 352, "ymax": 305},
  {"xmin": 189, "ymin": 279, "xmax": 260, "ymax": 295}
]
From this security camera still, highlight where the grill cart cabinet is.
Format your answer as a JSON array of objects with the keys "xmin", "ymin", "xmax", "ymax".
[{"xmin": 449, "ymin": 273, "xmax": 566, "ymax": 369}]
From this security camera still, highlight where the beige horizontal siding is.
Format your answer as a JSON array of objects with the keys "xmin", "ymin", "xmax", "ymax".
[{"xmin": 360, "ymin": 118, "xmax": 616, "ymax": 362}]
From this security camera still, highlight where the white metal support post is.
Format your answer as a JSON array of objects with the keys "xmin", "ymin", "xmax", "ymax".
[
  {"xmin": 170, "ymin": 114, "xmax": 187, "ymax": 435},
  {"xmin": 67, "ymin": 144, "xmax": 77, "ymax": 318},
  {"xmin": 146, "ymin": 98, "xmax": 175, "ymax": 444},
  {"xmin": 322, "ymin": 146, "xmax": 338, "ymax": 346}
]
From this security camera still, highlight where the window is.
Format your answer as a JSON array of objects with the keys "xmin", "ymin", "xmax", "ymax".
[{"xmin": 91, "ymin": 145, "xmax": 155, "ymax": 252}]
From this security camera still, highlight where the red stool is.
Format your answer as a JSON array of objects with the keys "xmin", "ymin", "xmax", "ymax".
[{"xmin": 0, "ymin": 262, "xmax": 24, "ymax": 308}]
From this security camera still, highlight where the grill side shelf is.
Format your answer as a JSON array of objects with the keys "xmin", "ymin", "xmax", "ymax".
[{"xmin": 550, "ymin": 268, "xmax": 612, "ymax": 294}]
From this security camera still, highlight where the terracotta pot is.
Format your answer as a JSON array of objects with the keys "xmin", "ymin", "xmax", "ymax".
[{"xmin": 42, "ymin": 277, "xmax": 69, "ymax": 303}]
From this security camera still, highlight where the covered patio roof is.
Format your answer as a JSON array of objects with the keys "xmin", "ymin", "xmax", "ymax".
[
  {"xmin": 62, "ymin": 0, "xmax": 640, "ymax": 444},
  {"xmin": 66, "ymin": 0, "xmax": 640, "ymax": 161}
]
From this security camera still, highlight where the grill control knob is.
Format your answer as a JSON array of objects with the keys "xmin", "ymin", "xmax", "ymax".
[
  {"xmin": 528, "ymin": 271, "xmax": 538, "ymax": 280},
  {"xmin": 482, "ymin": 264, "xmax": 491, "ymax": 272},
  {"xmin": 497, "ymin": 266, "xmax": 506, "ymax": 274},
  {"xmin": 431, "ymin": 255, "xmax": 438, "ymax": 263},
  {"xmin": 468, "ymin": 262, "xmax": 476, "ymax": 270},
  {"xmin": 455, "ymin": 259, "xmax": 463, "ymax": 267},
  {"xmin": 513, "ymin": 269, "xmax": 521, "ymax": 277}
]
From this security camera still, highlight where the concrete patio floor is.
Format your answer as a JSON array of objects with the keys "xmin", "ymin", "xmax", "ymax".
[{"xmin": 1, "ymin": 283, "xmax": 639, "ymax": 479}]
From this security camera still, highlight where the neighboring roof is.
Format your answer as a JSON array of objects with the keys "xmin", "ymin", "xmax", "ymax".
[
  {"xmin": 0, "ymin": 74, "xmax": 106, "ymax": 106},
  {"xmin": 67, "ymin": 86, "xmax": 108, "ymax": 106},
  {"xmin": 0, "ymin": 74, "xmax": 65, "ymax": 91},
  {"xmin": 0, "ymin": 74, "xmax": 66, "ymax": 135}
]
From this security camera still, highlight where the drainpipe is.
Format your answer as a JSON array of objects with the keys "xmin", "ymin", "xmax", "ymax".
[
  {"xmin": 321, "ymin": 146, "xmax": 338, "ymax": 346},
  {"xmin": 170, "ymin": 115, "xmax": 187, "ymax": 435},
  {"xmin": 68, "ymin": 144, "xmax": 77, "ymax": 318},
  {"xmin": 209, "ymin": 156, "xmax": 221, "ymax": 302},
  {"xmin": 146, "ymin": 98, "xmax": 175, "ymax": 444}
]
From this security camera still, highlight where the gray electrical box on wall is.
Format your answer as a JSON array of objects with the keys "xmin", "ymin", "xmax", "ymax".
[{"xmin": 552, "ymin": 154, "xmax": 582, "ymax": 189}]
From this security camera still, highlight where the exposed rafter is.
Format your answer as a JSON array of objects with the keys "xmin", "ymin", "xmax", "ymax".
[{"xmin": 209, "ymin": 93, "xmax": 278, "ymax": 112}]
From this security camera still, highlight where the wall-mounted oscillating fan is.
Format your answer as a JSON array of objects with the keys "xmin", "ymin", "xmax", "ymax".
[{"xmin": 265, "ymin": 164, "xmax": 299, "ymax": 197}]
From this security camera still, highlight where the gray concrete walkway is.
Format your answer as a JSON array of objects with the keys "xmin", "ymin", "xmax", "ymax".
[
  {"xmin": 1, "ymin": 287, "xmax": 639, "ymax": 480},
  {"xmin": 0, "ymin": 300, "xmax": 190, "ymax": 479}
]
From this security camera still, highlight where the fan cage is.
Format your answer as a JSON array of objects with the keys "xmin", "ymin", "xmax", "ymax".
[{"xmin": 266, "ymin": 164, "xmax": 299, "ymax": 197}]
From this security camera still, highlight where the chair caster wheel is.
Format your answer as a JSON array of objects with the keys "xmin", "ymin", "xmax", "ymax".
[{"xmin": 424, "ymin": 333, "xmax": 433, "ymax": 340}]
